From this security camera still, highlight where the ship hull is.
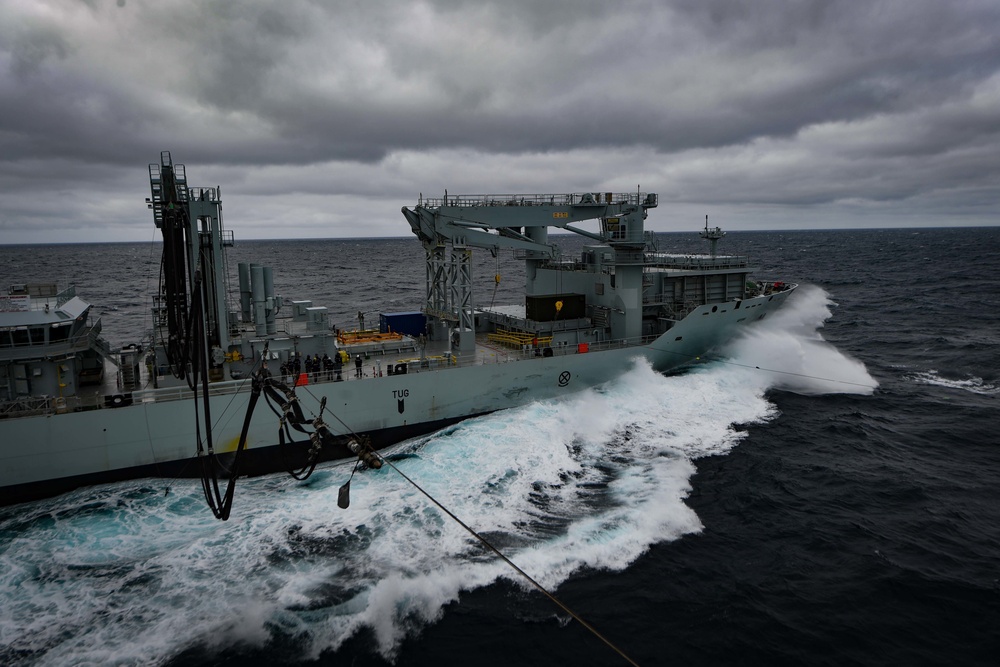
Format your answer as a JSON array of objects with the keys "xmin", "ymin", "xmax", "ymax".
[{"xmin": 0, "ymin": 288, "xmax": 794, "ymax": 506}]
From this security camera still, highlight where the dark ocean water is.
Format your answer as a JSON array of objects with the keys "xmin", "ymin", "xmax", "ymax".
[{"xmin": 1, "ymin": 227, "xmax": 998, "ymax": 666}]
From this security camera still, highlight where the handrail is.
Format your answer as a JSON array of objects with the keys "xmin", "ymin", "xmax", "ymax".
[
  {"xmin": 0, "ymin": 321, "xmax": 107, "ymax": 360},
  {"xmin": 2, "ymin": 330, "xmax": 665, "ymax": 419},
  {"xmin": 645, "ymin": 253, "xmax": 751, "ymax": 270},
  {"xmin": 418, "ymin": 192, "xmax": 649, "ymax": 208}
]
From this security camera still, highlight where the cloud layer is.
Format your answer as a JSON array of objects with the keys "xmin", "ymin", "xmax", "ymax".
[{"xmin": 2, "ymin": 0, "xmax": 998, "ymax": 242}]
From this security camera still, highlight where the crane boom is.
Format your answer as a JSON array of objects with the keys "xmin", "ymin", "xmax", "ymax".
[
  {"xmin": 402, "ymin": 191, "xmax": 658, "ymax": 256},
  {"xmin": 400, "ymin": 192, "xmax": 658, "ymax": 353}
]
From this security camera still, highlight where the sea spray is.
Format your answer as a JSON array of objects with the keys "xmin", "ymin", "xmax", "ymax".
[{"xmin": 722, "ymin": 285, "xmax": 879, "ymax": 395}]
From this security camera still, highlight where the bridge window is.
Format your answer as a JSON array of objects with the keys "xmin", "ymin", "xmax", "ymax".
[
  {"xmin": 50, "ymin": 323, "xmax": 71, "ymax": 342},
  {"xmin": 12, "ymin": 327, "xmax": 29, "ymax": 346}
]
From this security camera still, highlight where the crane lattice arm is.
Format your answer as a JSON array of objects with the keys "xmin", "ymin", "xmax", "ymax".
[{"xmin": 402, "ymin": 192, "xmax": 658, "ymax": 256}]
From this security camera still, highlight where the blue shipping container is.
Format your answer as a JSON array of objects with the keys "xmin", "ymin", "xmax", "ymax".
[{"xmin": 379, "ymin": 311, "xmax": 426, "ymax": 337}]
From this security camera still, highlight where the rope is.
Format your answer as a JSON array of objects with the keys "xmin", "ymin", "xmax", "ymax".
[
  {"xmin": 646, "ymin": 342, "xmax": 876, "ymax": 390},
  {"xmin": 371, "ymin": 451, "xmax": 641, "ymax": 666},
  {"xmin": 278, "ymin": 384, "xmax": 640, "ymax": 664},
  {"xmin": 489, "ymin": 253, "xmax": 500, "ymax": 310},
  {"xmin": 305, "ymin": 336, "xmax": 874, "ymax": 664},
  {"xmin": 701, "ymin": 356, "xmax": 877, "ymax": 389}
]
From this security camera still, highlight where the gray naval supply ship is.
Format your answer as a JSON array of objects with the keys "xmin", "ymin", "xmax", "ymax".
[{"xmin": 0, "ymin": 152, "xmax": 796, "ymax": 513}]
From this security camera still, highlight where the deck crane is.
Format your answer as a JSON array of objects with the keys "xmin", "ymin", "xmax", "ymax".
[{"xmin": 402, "ymin": 192, "xmax": 659, "ymax": 354}]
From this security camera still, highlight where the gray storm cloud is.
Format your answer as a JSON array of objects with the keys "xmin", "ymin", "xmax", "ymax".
[{"xmin": 1, "ymin": 0, "xmax": 998, "ymax": 242}]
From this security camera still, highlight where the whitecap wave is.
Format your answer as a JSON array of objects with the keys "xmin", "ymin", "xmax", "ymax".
[{"xmin": 907, "ymin": 369, "xmax": 998, "ymax": 395}]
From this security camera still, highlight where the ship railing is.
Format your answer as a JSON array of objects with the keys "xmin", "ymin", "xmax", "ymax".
[
  {"xmin": 91, "ymin": 325, "xmax": 119, "ymax": 365},
  {"xmin": 129, "ymin": 327, "xmax": 675, "ymax": 401},
  {"xmin": 1, "ymin": 331, "xmax": 666, "ymax": 419},
  {"xmin": 572, "ymin": 334, "xmax": 660, "ymax": 355},
  {"xmin": 417, "ymin": 192, "xmax": 649, "ymax": 208},
  {"xmin": 539, "ymin": 258, "xmax": 585, "ymax": 271},
  {"xmin": 612, "ymin": 248, "xmax": 647, "ymax": 264},
  {"xmin": 199, "ymin": 228, "xmax": 234, "ymax": 248},
  {"xmin": 6, "ymin": 285, "xmax": 68, "ymax": 311},
  {"xmin": 56, "ymin": 286, "xmax": 76, "ymax": 307},
  {"xmin": 0, "ymin": 320, "xmax": 109, "ymax": 361},
  {"xmin": 342, "ymin": 331, "xmax": 664, "ymax": 371},
  {"xmin": 468, "ymin": 332, "xmax": 661, "ymax": 366},
  {"xmin": 645, "ymin": 253, "xmax": 750, "ymax": 270},
  {"xmin": 0, "ymin": 395, "xmax": 54, "ymax": 418},
  {"xmin": 476, "ymin": 308, "xmax": 591, "ymax": 335},
  {"xmin": 132, "ymin": 379, "xmax": 249, "ymax": 403},
  {"xmin": 0, "ymin": 394, "xmax": 96, "ymax": 418},
  {"xmin": 188, "ymin": 187, "xmax": 220, "ymax": 202},
  {"xmin": 477, "ymin": 309, "xmax": 525, "ymax": 331}
]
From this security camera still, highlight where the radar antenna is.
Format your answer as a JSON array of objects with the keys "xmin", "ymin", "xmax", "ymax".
[{"xmin": 700, "ymin": 214, "xmax": 726, "ymax": 258}]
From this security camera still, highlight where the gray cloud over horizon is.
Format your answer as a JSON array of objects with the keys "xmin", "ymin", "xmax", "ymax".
[{"xmin": 1, "ymin": 0, "xmax": 998, "ymax": 243}]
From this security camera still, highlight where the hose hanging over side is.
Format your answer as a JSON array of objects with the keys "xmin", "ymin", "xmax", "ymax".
[
  {"xmin": 198, "ymin": 357, "xmax": 263, "ymax": 521},
  {"xmin": 259, "ymin": 380, "xmax": 331, "ymax": 481},
  {"xmin": 197, "ymin": 339, "xmax": 344, "ymax": 519},
  {"xmin": 149, "ymin": 152, "xmax": 331, "ymax": 519},
  {"xmin": 187, "ymin": 269, "xmax": 256, "ymax": 520}
]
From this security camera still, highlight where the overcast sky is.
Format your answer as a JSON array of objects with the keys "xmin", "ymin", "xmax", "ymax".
[{"xmin": 1, "ymin": 0, "xmax": 998, "ymax": 244}]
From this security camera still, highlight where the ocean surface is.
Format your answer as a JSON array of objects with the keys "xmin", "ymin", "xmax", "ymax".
[{"xmin": 1, "ymin": 227, "xmax": 998, "ymax": 666}]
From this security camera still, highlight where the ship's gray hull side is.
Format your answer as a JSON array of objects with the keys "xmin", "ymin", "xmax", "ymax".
[{"xmin": 0, "ymin": 288, "xmax": 794, "ymax": 505}]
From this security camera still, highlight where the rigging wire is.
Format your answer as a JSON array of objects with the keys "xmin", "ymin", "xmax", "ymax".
[
  {"xmin": 268, "ymin": 336, "xmax": 873, "ymax": 664},
  {"xmin": 488, "ymin": 251, "xmax": 501, "ymax": 311},
  {"xmin": 297, "ymin": 330, "xmax": 872, "ymax": 663},
  {"xmin": 643, "ymin": 340, "xmax": 876, "ymax": 390},
  {"xmin": 152, "ymin": 158, "xmax": 848, "ymax": 652},
  {"xmin": 287, "ymin": 386, "xmax": 641, "ymax": 666},
  {"xmin": 359, "ymin": 443, "xmax": 641, "ymax": 667},
  {"xmin": 676, "ymin": 351, "xmax": 877, "ymax": 389},
  {"xmin": 187, "ymin": 303, "xmax": 852, "ymax": 656},
  {"xmin": 697, "ymin": 355, "xmax": 877, "ymax": 389}
]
